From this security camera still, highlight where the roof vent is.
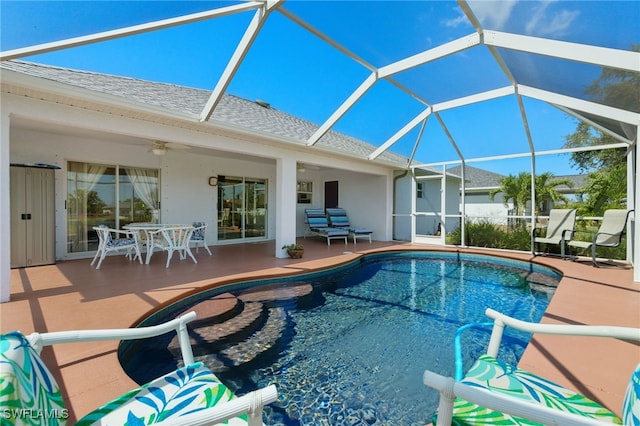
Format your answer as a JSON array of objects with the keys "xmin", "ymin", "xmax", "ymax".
[{"xmin": 255, "ymin": 99, "xmax": 271, "ymax": 109}]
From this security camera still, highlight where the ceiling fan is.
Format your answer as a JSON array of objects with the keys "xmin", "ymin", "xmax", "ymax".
[
  {"xmin": 150, "ymin": 141, "xmax": 189, "ymax": 156},
  {"xmin": 297, "ymin": 162, "xmax": 321, "ymax": 173}
]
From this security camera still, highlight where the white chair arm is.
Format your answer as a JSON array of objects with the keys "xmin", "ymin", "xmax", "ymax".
[
  {"xmin": 484, "ymin": 308, "xmax": 640, "ymax": 357},
  {"xmin": 485, "ymin": 308, "xmax": 640, "ymax": 340},
  {"xmin": 154, "ymin": 384, "xmax": 278, "ymax": 426},
  {"xmin": 28, "ymin": 312, "xmax": 197, "ymax": 364},
  {"xmin": 424, "ymin": 370, "xmax": 608, "ymax": 426}
]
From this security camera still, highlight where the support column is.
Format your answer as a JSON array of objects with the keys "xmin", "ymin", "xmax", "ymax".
[
  {"xmin": 275, "ymin": 157, "xmax": 297, "ymax": 258},
  {"xmin": 1, "ymin": 110, "xmax": 11, "ymax": 302},
  {"xmin": 410, "ymin": 169, "xmax": 416, "ymax": 243},
  {"xmin": 632, "ymin": 133, "xmax": 639, "ymax": 282},
  {"xmin": 440, "ymin": 164, "xmax": 446, "ymax": 245}
]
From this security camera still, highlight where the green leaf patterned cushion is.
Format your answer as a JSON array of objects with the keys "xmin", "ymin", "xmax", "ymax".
[
  {"xmin": 76, "ymin": 362, "xmax": 251, "ymax": 425},
  {"xmin": 622, "ymin": 363, "xmax": 640, "ymax": 426},
  {"xmin": 449, "ymin": 354, "xmax": 622, "ymax": 425},
  {"xmin": 1, "ymin": 331, "xmax": 67, "ymax": 426}
]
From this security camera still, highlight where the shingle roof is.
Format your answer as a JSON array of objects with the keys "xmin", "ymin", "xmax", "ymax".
[
  {"xmin": 2, "ymin": 60, "xmax": 410, "ymax": 167},
  {"xmin": 447, "ymin": 165, "xmax": 505, "ymax": 189}
]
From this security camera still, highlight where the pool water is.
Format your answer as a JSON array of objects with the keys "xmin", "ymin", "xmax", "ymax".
[{"xmin": 120, "ymin": 252, "xmax": 561, "ymax": 425}]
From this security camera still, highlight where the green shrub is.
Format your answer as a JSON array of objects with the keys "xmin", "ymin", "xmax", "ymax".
[
  {"xmin": 446, "ymin": 219, "xmax": 627, "ymax": 261},
  {"xmin": 446, "ymin": 220, "xmax": 530, "ymax": 251}
]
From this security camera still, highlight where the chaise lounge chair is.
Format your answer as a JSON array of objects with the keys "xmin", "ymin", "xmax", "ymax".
[
  {"xmin": 304, "ymin": 208, "xmax": 348, "ymax": 246},
  {"xmin": 325, "ymin": 207, "xmax": 373, "ymax": 244},
  {"xmin": 568, "ymin": 209, "xmax": 633, "ymax": 267},
  {"xmin": 532, "ymin": 208, "xmax": 576, "ymax": 258},
  {"xmin": 423, "ymin": 308, "xmax": 640, "ymax": 426},
  {"xmin": 0, "ymin": 312, "xmax": 277, "ymax": 425}
]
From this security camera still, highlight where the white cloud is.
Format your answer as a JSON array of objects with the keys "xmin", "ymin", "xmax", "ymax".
[
  {"xmin": 443, "ymin": 13, "xmax": 469, "ymax": 28},
  {"xmin": 525, "ymin": 0, "xmax": 580, "ymax": 37},
  {"xmin": 534, "ymin": 9, "xmax": 580, "ymax": 37},
  {"xmin": 468, "ymin": 0, "xmax": 518, "ymax": 30}
]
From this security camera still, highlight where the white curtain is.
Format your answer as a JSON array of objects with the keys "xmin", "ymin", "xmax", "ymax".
[
  {"xmin": 126, "ymin": 168, "xmax": 160, "ymax": 223},
  {"xmin": 68, "ymin": 162, "xmax": 108, "ymax": 252}
]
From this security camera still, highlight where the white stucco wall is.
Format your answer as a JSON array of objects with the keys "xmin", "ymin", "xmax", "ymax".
[
  {"xmin": 462, "ymin": 192, "xmax": 512, "ymax": 225},
  {"xmin": 3, "ymin": 91, "xmax": 395, "ymax": 283},
  {"xmin": 295, "ymin": 169, "xmax": 390, "ymax": 241}
]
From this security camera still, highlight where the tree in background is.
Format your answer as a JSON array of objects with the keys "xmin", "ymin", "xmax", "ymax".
[
  {"xmin": 489, "ymin": 172, "xmax": 572, "ymax": 217},
  {"xmin": 534, "ymin": 172, "xmax": 573, "ymax": 212},
  {"xmin": 489, "ymin": 172, "xmax": 529, "ymax": 216},
  {"xmin": 563, "ymin": 44, "xmax": 639, "ymax": 215}
]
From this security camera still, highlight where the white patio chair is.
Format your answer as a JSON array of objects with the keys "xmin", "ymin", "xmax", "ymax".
[
  {"xmin": 568, "ymin": 209, "xmax": 633, "ymax": 267},
  {"xmin": 0, "ymin": 311, "xmax": 277, "ymax": 425},
  {"xmin": 150, "ymin": 225, "xmax": 197, "ymax": 268},
  {"xmin": 423, "ymin": 308, "xmax": 640, "ymax": 426},
  {"xmin": 91, "ymin": 225, "xmax": 142, "ymax": 269},
  {"xmin": 190, "ymin": 221, "xmax": 212, "ymax": 255}
]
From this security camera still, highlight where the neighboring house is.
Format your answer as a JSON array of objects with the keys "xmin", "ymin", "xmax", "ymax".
[
  {"xmin": 552, "ymin": 174, "xmax": 587, "ymax": 206},
  {"xmin": 1, "ymin": 60, "xmax": 460, "ymax": 300},
  {"xmin": 447, "ymin": 165, "xmax": 511, "ymax": 224},
  {"xmin": 448, "ymin": 166, "xmax": 586, "ymax": 223}
]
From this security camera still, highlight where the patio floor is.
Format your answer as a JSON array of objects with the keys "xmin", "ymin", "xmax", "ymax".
[{"xmin": 3, "ymin": 238, "xmax": 639, "ymax": 423}]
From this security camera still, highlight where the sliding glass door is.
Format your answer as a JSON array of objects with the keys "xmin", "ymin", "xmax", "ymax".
[
  {"xmin": 217, "ymin": 176, "xmax": 267, "ymax": 241},
  {"xmin": 67, "ymin": 161, "xmax": 159, "ymax": 253}
]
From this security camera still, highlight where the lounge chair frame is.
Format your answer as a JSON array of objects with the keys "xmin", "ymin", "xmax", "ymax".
[
  {"xmin": 532, "ymin": 208, "xmax": 577, "ymax": 258},
  {"xmin": 325, "ymin": 207, "xmax": 373, "ymax": 244},
  {"xmin": 424, "ymin": 308, "xmax": 640, "ymax": 426},
  {"xmin": 568, "ymin": 209, "xmax": 633, "ymax": 267},
  {"xmin": 304, "ymin": 208, "xmax": 348, "ymax": 246}
]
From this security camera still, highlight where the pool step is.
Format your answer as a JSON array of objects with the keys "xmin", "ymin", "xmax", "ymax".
[
  {"xmin": 174, "ymin": 292, "xmax": 242, "ymax": 325},
  {"xmin": 171, "ymin": 282, "xmax": 320, "ymax": 373},
  {"xmin": 199, "ymin": 306, "xmax": 289, "ymax": 372},
  {"xmin": 168, "ymin": 300, "xmax": 266, "ymax": 357},
  {"xmin": 238, "ymin": 282, "xmax": 322, "ymax": 309},
  {"xmin": 191, "ymin": 301, "xmax": 266, "ymax": 349}
]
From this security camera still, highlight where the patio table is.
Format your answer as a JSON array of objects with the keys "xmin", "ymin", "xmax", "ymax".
[{"xmin": 124, "ymin": 223, "xmax": 188, "ymax": 265}]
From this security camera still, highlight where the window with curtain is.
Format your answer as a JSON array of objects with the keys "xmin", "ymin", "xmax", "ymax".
[{"xmin": 67, "ymin": 161, "xmax": 159, "ymax": 253}]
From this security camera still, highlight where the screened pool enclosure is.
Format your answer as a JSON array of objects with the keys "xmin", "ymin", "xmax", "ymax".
[{"xmin": 1, "ymin": 0, "xmax": 639, "ymax": 291}]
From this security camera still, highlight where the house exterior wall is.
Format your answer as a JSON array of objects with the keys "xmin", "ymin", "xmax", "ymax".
[
  {"xmin": 295, "ymin": 169, "xmax": 389, "ymax": 240},
  {"xmin": 462, "ymin": 192, "xmax": 511, "ymax": 225},
  {"xmin": 2, "ymin": 90, "xmax": 396, "ymax": 289}
]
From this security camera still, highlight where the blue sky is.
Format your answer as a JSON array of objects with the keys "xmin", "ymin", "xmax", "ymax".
[{"xmin": 2, "ymin": 1, "xmax": 638, "ymax": 176}]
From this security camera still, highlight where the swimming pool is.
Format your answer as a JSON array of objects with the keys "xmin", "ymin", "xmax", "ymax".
[{"xmin": 119, "ymin": 251, "xmax": 561, "ymax": 425}]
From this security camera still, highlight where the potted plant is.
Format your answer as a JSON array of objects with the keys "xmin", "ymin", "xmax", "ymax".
[{"xmin": 282, "ymin": 243, "xmax": 304, "ymax": 259}]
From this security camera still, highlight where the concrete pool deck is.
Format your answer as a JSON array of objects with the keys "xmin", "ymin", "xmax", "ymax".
[{"xmin": 3, "ymin": 240, "xmax": 639, "ymax": 422}]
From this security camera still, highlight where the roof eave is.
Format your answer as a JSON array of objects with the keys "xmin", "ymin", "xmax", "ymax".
[{"xmin": 2, "ymin": 67, "xmax": 405, "ymax": 171}]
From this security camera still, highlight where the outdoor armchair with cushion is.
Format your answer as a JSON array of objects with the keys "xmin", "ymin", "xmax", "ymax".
[
  {"xmin": 191, "ymin": 221, "xmax": 212, "ymax": 256},
  {"xmin": 423, "ymin": 308, "xmax": 640, "ymax": 426},
  {"xmin": 0, "ymin": 311, "xmax": 277, "ymax": 426},
  {"xmin": 325, "ymin": 207, "xmax": 373, "ymax": 244},
  {"xmin": 568, "ymin": 209, "xmax": 633, "ymax": 267},
  {"xmin": 304, "ymin": 208, "xmax": 348, "ymax": 246},
  {"xmin": 91, "ymin": 225, "xmax": 143, "ymax": 269},
  {"xmin": 532, "ymin": 208, "xmax": 577, "ymax": 258}
]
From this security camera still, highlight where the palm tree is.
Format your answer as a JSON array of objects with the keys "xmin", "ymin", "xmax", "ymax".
[
  {"xmin": 489, "ymin": 172, "xmax": 530, "ymax": 216},
  {"xmin": 490, "ymin": 172, "xmax": 574, "ymax": 216},
  {"xmin": 534, "ymin": 172, "xmax": 573, "ymax": 213}
]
